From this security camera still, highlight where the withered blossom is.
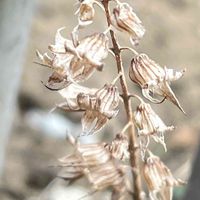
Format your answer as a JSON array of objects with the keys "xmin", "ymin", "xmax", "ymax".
[
  {"xmin": 129, "ymin": 54, "xmax": 185, "ymax": 113},
  {"xmin": 75, "ymin": 0, "xmax": 96, "ymax": 27},
  {"xmin": 111, "ymin": 1, "xmax": 145, "ymax": 45},
  {"xmin": 66, "ymin": 32, "xmax": 109, "ymax": 71},
  {"xmin": 143, "ymin": 152, "xmax": 185, "ymax": 200},
  {"xmin": 57, "ymin": 83, "xmax": 119, "ymax": 135},
  {"xmin": 80, "ymin": 84, "xmax": 120, "ymax": 135},
  {"xmin": 37, "ymin": 29, "xmax": 109, "ymax": 88},
  {"xmin": 105, "ymin": 133, "xmax": 130, "ymax": 160},
  {"xmin": 134, "ymin": 98, "xmax": 174, "ymax": 156},
  {"xmin": 58, "ymin": 134, "xmax": 130, "ymax": 198}
]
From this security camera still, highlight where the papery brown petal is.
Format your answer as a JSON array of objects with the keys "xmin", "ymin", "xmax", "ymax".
[
  {"xmin": 77, "ymin": 143, "xmax": 111, "ymax": 165},
  {"xmin": 85, "ymin": 161, "xmax": 125, "ymax": 191},
  {"xmin": 76, "ymin": 33, "xmax": 109, "ymax": 69},
  {"xmin": 58, "ymin": 83, "xmax": 96, "ymax": 110},
  {"xmin": 160, "ymin": 81, "xmax": 185, "ymax": 113},
  {"xmin": 143, "ymin": 153, "xmax": 185, "ymax": 200},
  {"xmin": 134, "ymin": 101, "xmax": 174, "ymax": 155},
  {"xmin": 69, "ymin": 56, "xmax": 95, "ymax": 82},
  {"xmin": 81, "ymin": 110, "xmax": 108, "ymax": 135},
  {"xmin": 105, "ymin": 133, "xmax": 129, "ymax": 160},
  {"xmin": 111, "ymin": 2, "xmax": 145, "ymax": 45},
  {"xmin": 129, "ymin": 54, "xmax": 164, "ymax": 87},
  {"xmin": 49, "ymin": 28, "xmax": 74, "ymax": 54},
  {"xmin": 78, "ymin": 2, "xmax": 95, "ymax": 27},
  {"xmin": 95, "ymin": 84, "xmax": 120, "ymax": 119}
]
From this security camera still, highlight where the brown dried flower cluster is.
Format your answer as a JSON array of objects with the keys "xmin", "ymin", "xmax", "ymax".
[
  {"xmin": 58, "ymin": 134, "xmax": 131, "ymax": 198},
  {"xmin": 37, "ymin": 0, "xmax": 186, "ymax": 200}
]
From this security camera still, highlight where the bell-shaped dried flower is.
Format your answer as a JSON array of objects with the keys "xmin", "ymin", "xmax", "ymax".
[
  {"xmin": 105, "ymin": 133, "xmax": 130, "ymax": 160},
  {"xmin": 58, "ymin": 135, "xmax": 111, "ymax": 179},
  {"xmin": 56, "ymin": 83, "xmax": 119, "ymax": 135},
  {"xmin": 134, "ymin": 97, "xmax": 174, "ymax": 156},
  {"xmin": 143, "ymin": 152, "xmax": 186, "ymax": 200},
  {"xmin": 80, "ymin": 84, "xmax": 120, "ymax": 135},
  {"xmin": 111, "ymin": 1, "xmax": 145, "ymax": 45},
  {"xmin": 68, "ymin": 32, "xmax": 109, "ymax": 71},
  {"xmin": 37, "ymin": 29, "xmax": 110, "ymax": 88},
  {"xmin": 129, "ymin": 54, "xmax": 185, "ymax": 113},
  {"xmin": 75, "ymin": 0, "xmax": 95, "ymax": 27},
  {"xmin": 58, "ymin": 134, "xmax": 130, "ymax": 197}
]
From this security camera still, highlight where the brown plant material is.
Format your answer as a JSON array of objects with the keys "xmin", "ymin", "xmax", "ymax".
[
  {"xmin": 129, "ymin": 54, "xmax": 185, "ymax": 113},
  {"xmin": 134, "ymin": 97, "xmax": 174, "ymax": 157},
  {"xmin": 76, "ymin": 0, "xmax": 96, "ymax": 27},
  {"xmin": 111, "ymin": 1, "xmax": 145, "ymax": 45},
  {"xmin": 143, "ymin": 151, "xmax": 186, "ymax": 200},
  {"xmin": 105, "ymin": 133, "xmax": 130, "ymax": 161},
  {"xmin": 57, "ymin": 83, "xmax": 120, "ymax": 135},
  {"xmin": 37, "ymin": 29, "xmax": 109, "ymax": 88},
  {"xmin": 58, "ymin": 135, "xmax": 130, "ymax": 199},
  {"xmin": 37, "ymin": 1, "xmax": 187, "ymax": 199}
]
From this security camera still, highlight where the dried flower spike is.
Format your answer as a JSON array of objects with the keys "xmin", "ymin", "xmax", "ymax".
[
  {"xmin": 129, "ymin": 53, "xmax": 185, "ymax": 113},
  {"xmin": 133, "ymin": 97, "xmax": 174, "ymax": 156},
  {"xmin": 111, "ymin": 1, "xmax": 145, "ymax": 45},
  {"xmin": 143, "ymin": 151, "xmax": 186, "ymax": 200}
]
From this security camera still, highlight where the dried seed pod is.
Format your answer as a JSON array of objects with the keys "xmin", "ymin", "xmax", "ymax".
[
  {"xmin": 134, "ymin": 99, "xmax": 174, "ymax": 157},
  {"xmin": 80, "ymin": 84, "xmax": 120, "ymax": 135},
  {"xmin": 143, "ymin": 152, "xmax": 186, "ymax": 200},
  {"xmin": 111, "ymin": 1, "xmax": 145, "ymax": 45},
  {"xmin": 129, "ymin": 54, "xmax": 185, "ymax": 113},
  {"xmin": 105, "ymin": 133, "xmax": 130, "ymax": 160}
]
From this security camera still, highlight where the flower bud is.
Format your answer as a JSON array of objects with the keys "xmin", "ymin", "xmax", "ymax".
[
  {"xmin": 129, "ymin": 54, "xmax": 185, "ymax": 113},
  {"xmin": 111, "ymin": 2, "xmax": 145, "ymax": 45}
]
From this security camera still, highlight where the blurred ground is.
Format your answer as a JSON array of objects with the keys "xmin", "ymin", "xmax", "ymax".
[{"xmin": 1, "ymin": 0, "xmax": 200, "ymax": 199}]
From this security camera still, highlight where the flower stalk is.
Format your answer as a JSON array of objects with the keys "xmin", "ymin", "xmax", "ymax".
[{"xmin": 102, "ymin": 0, "xmax": 142, "ymax": 199}]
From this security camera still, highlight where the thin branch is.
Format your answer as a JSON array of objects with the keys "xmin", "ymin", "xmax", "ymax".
[{"xmin": 102, "ymin": 1, "xmax": 142, "ymax": 199}]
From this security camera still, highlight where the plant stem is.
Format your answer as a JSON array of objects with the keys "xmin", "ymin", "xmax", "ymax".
[{"xmin": 102, "ymin": 1, "xmax": 142, "ymax": 199}]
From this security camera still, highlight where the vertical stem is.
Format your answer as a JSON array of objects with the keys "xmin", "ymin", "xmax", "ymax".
[{"xmin": 102, "ymin": 1, "xmax": 142, "ymax": 199}]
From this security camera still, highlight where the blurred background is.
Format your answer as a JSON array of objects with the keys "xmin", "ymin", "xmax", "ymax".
[{"xmin": 0, "ymin": 0, "xmax": 200, "ymax": 199}]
